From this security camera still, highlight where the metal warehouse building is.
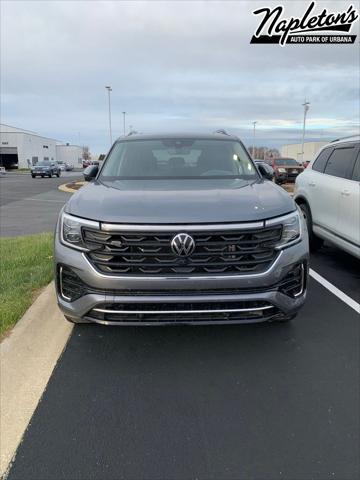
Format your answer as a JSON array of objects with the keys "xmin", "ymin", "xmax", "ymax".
[
  {"xmin": 0, "ymin": 124, "xmax": 83, "ymax": 169},
  {"xmin": 280, "ymin": 141, "xmax": 327, "ymax": 163},
  {"xmin": 56, "ymin": 144, "xmax": 83, "ymax": 166}
]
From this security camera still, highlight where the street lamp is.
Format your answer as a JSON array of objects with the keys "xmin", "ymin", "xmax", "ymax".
[
  {"xmin": 122, "ymin": 111, "xmax": 126, "ymax": 136},
  {"xmin": 301, "ymin": 99, "xmax": 310, "ymax": 163},
  {"xmin": 252, "ymin": 121, "xmax": 257, "ymax": 158},
  {"xmin": 105, "ymin": 86, "xmax": 113, "ymax": 147}
]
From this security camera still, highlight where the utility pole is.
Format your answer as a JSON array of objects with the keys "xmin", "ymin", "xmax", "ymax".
[
  {"xmin": 252, "ymin": 121, "xmax": 257, "ymax": 158},
  {"xmin": 301, "ymin": 99, "xmax": 310, "ymax": 163},
  {"xmin": 105, "ymin": 86, "xmax": 113, "ymax": 146},
  {"xmin": 122, "ymin": 111, "xmax": 126, "ymax": 136}
]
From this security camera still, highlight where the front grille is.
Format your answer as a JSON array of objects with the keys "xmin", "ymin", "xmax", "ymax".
[
  {"xmin": 87, "ymin": 301, "xmax": 279, "ymax": 323},
  {"xmin": 57, "ymin": 263, "xmax": 306, "ymax": 303},
  {"xmin": 83, "ymin": 225, "xmax": 282, "ymax": 276}
]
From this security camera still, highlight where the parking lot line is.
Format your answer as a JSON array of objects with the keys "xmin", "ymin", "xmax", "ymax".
[{"xmin": 310, "ymin": 268, "xmax": 360, "ymax": 313}]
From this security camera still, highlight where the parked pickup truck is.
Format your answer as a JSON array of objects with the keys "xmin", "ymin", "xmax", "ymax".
[{"xmin": 268, "ymin": 158, "xmax": 304, "ymax": 184}]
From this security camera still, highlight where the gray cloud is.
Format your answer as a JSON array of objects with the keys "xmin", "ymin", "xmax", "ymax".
[{"xmin": 1, "ymin": 0, "xmax": 359, "ymax": 153}]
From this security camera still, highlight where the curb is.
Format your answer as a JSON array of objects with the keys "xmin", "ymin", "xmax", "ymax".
[
  {"xmin": 0, "ymin": 283, "xmax": 73, "ymax": 477},
  {"xmin": 58, "ymin": 181, "xmax": 86, "ymax": 193}
]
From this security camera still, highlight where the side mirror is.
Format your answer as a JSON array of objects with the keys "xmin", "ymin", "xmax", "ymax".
[
  {"xmin": 83, "ymin": 165, "xmax": 99, "ymax": 181},
  {"xmin": 258, "ymin": 163, "xmax": 274, "ymax": 181}
]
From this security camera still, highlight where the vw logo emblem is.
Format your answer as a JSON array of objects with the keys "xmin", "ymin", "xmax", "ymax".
[{"xmin": 171, "ymin": 233, "xmax": 196, "ymax": 257}]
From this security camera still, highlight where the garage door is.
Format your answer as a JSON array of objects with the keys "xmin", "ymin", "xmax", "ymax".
[{"xmin": 0, "ymin": 147, "xmax": 18, "ymax": 168}]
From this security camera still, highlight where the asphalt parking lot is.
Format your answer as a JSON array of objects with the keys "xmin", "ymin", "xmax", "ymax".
[
  {"xmin": 1, "ymin": 174, "xmax": 359, "ymax": 479},
  {"xmin": 6, "ymin": 246, "xmax": 360, "ymax": 479},
  {"xmin": 0, "ymin": 172, "xmax": 81, "ymax": 236}
]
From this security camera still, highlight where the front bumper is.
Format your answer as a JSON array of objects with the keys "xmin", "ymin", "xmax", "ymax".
[
  {"xmin": 54, "ymin": 225, "xmax": 309, "ymax": 325},
  {"xmin": 277, "ymin": 171, "xmax": 302, "ymax": 183}
]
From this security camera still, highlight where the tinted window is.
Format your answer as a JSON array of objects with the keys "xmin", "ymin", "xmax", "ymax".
[
  {"xmin": 101, "ymin": 139, "xmax": 259, "ymax": 180},
  {"xmin": 274, "ymin": 158, "xmax": 297, "ymax": 166},
  {"xmin": 312, "ymin": 148, "xmax": 332, "ymax": 172},
  {"xmin": 37, "ymin": 161, "xmax": 51, "ymax": 166},
  {"xmin": 324, "ymin": 147, "xmax": 356, "ymax": 179},
  {"xmin": 352, "ymin": 152, "xmax": 360, "ymax": 181}
]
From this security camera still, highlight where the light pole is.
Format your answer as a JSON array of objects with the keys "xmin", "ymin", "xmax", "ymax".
[
  {"xmin": 252, "ymin": 121, "xmax": 257, "ymax": 158},
  {"xmin": 105, "ymin": 86, "xmax": 112, "ymax": 147},
  {"xmin": 122, "ymin": 111, "xmax": 126, "ymax": 136},
  {"xmin": 301, "ymin": 99, "xmax": 310, "ymax": 163}
]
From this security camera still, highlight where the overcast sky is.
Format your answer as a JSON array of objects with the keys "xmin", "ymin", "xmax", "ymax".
[{"xmin": 1, "ymin": 0, "xmax": 359, "ymax": 153}]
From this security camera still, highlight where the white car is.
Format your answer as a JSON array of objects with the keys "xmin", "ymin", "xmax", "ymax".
[
  {"xmin": 57, "ymin": 162, "xmax": 66, "ymax": 171},
  {"xmin": 294, "ymin": 136, "xmax": 359, "ymax": 258}
]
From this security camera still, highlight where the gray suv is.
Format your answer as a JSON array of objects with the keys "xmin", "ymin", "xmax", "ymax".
[{"xmin": 54, "ymin": 132, "xmax": 309, "ymax": 325}]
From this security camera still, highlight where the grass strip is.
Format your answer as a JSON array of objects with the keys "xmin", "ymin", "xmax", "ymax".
[{"xmin": 0, "ymin": 233, "xmax": 54, "ymax": 337}]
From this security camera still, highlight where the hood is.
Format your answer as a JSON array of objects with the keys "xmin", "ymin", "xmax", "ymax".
[
  {"xmin": 65, "ymin": 178, "xmax": 295, "ymax": 224},
  {"xmin": 279, "ymin": 165, "xmax": 303, "ymax": 171}
]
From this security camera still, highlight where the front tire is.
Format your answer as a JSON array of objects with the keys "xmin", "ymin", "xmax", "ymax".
[
  {"xmin": 31, "ymin": 174, "xmax": 35, "ymax": 178},
  {"xmin": 299, "ymin": 202, "xmax": 323, "ymax": 251}
]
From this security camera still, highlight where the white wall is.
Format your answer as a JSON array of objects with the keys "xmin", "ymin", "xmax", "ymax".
[
  {"xmin": 56, "ymin": 145, "xmax": 83, "ymax": 165},
  {"xmin": 280, "ymin": 141, "xmax": 327, "ymax": 163}
]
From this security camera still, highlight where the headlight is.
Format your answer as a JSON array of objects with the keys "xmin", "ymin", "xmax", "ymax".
[
  {"xmin": 277, "ymin": 168, "xmax": 286, "ymax": 173},
  {"xmin": 266, "ymin": 211, "xmax": 301, "ymax": 249},
  {"xmin": 60, "ymin": 212, "xmax": 99, "ymax": 251},
  {"xmin": 277, "ymin": 211, "xmax": 301, "ymax": 248}
]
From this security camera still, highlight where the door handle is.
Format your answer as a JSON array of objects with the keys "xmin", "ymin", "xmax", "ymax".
[
  {"xmin": 308, "ymin": 181, "xmax": 316, "ymax": 187},
  {"xmin": 341, "ymin": 189, "xmax": 350, "ymax": 196}
]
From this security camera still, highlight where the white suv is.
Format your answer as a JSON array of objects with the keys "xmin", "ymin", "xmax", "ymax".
[{"xmin": 294, "ymin": 136, "xmax": 360, "ymax": 258}]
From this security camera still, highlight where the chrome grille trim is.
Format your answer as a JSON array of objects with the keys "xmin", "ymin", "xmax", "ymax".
[
  {"xmin": 101, "ymin": 221, "xmax": 264, "ymax": 232},
  {"xmin": 93, "ymin": 305, "xmax": 273, "ymax": 314}
]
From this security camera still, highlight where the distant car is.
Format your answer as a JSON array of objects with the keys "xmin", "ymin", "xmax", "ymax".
[
  {"xmin": 65, "ymin": 163, "xmax": 74, "ymax": 171},
  {"xmin": 57, "ymin": 162, "xmax": 66, "ymax": 171},
  {"xmin": 269, "ymin": 158, "xmax": 304, "ymax": 184},
  {"xmin": 294, "ymin": 136, "xmax": 359, "ymax": 257},
  {"xmin": 31, "ymin": 161, "xmax": 61, "ymax": 178},
  {"xmin": 0, "ymin": 166, "xmax": 6, "ymax": 175},
  {"xmin": 254, "ymin": 160, "xmax": 274, "ymax": 180}
]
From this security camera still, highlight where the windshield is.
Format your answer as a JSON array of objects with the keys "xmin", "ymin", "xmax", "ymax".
[
  {"xmin": 36, "ymin": 162, "xmax": 51, "ymax": 166},
  {"xmin": 274, "ymin": 158, "xmax": 298, "ymax": 166},
  {"xmin": 100, "ymin": 139, "xmax": 259, "ymax": 180}
]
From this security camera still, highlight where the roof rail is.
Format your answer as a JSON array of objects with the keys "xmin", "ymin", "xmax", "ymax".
[
  {"xmin": 214, "ymin": 129, "xmax": 230, "ymax": 136},
  {"xmin": 330, "ymin": 134, "xmax": 360, "ymax": 143}
]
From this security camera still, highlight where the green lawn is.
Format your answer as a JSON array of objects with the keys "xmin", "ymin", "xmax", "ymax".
[{"xmin": 0, "ymin": 233, "xmax": 54, "ymax": 337}]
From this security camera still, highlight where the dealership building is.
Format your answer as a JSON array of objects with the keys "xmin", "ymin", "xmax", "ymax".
[
  {"xmin": 280, "ymin": 141, "xmax": 327, "ymax": 163},
  {"xmin": 0, "ymin": 124, "xmax": 83, "ymax": 169}
]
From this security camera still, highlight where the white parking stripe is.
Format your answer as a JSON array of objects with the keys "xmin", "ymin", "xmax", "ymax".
[{"xmin": 310, "ymin": 268, "xmax": 360, "ymax": 314}]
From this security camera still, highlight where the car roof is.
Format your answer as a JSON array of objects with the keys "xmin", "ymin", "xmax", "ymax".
[
  {"xmin": 329, "ymin": 134, "xmax": 360, "ymax": 146},
  {"xmin": 312, "ymin": 135, "xmax": 359, "ymax": 160},
  {"xmin": 115, "ymin": 132, "xmax": 240, "ymax": 142}
]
